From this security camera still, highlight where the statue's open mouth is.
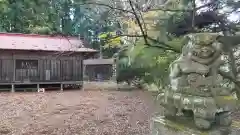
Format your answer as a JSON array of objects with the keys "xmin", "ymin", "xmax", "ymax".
[
  {"xmin": 199, "ymin": 51, "xmax": 215, "ymax": 58},
  {"xmin": 192, "ymin": 49, "xmax": 215, "ymax": 59}
]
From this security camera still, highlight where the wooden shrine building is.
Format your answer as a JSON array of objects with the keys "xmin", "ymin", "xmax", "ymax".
[{"xmin": 0, "ymin": 33, "xmax": 97, "ymax": 92}]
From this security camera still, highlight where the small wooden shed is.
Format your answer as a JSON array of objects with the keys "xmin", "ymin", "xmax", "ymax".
[
  {"xmin": 0, "ymin": 33, "xmax": 97, "ymax": 91},
  {"xmin": 83, "ymin": 58, "xmax": 116, "ymax": 82},
  {"xmin": 82, "ymin": 58, "xmax": 118, "ymax": 91}
]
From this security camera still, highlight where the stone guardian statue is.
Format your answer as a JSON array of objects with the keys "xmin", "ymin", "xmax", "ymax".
[{"xmin": 157, "ymin": 33, "xmax": 237, "ymax": 130}]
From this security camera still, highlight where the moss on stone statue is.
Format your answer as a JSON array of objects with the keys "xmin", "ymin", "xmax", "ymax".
[{"xmin": 151, "ymin": 116, "xmax": 239, "ymax": 135}]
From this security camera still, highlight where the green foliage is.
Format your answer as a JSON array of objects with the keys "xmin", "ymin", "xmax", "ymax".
[
  {"xmin": 30, "ymin": 26, "xmax": 52, "ymax": 34},
  {"xmin": 98, "ymin": 32, "xmax": 122, "ymax": 48},
  {"xmin": 0, "ymin": 0, "xmax": 59, "ymax": 33},
  {"xmin": 116, "ymin": 64, "xmax": 147, "ymax": 85},
  {"xmin": 116, "ymin": 38, "xmax": 178, "ymax": 89}
]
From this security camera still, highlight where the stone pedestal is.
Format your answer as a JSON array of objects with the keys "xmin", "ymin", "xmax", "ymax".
[{"xmin": 151, "ymin": 116, "xmax": 240, "ymax": 135}]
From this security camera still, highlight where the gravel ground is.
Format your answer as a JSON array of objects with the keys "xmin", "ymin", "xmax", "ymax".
[
  {"xmin": 0, "ymin": 90, "xmax": 239, "ymax": 135},
  {"xmin": 0, "ymin": 90, "xmax": 160, "ymax": 135}
]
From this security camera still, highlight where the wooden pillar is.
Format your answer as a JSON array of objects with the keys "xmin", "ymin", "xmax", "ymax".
[
  {"xmin": 60, "ymin": 83, "xmax": 63, "ymax": 91},
  {"xmin": 112, "ymin": 59, "xmax": 117, "ymax": 82},
  {"xmin": 37, "ymin": 84, "xmax": 40, "ymax": 91},
  {"xmin": 11, "ymin": 84, "xmax": 15, "ymax": 92},
  {"xmin": 12, "ymin": 54, "xmax": 16, "ymax": 84},
  {"xmin": 13, "ymin": 59, "xmax": 16, "ymax": 82},
  {"xmin": 112, "ymin": 58, "xmax": 118, "ymax": 91},
  {"xmin": 82, "ymin": 64, "xmax": 86, "ymax": 91},
  {"xmin": 83, "ymin": 65, "xmax": 86, "ymax": 81},
  {"xmin": 82, "ymin": 81, "xmax": 85, "ymax": 91}
]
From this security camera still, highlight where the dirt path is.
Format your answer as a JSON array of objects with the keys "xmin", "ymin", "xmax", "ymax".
[{"xmin": 0, "ymin": 90, "xmax": 159, "ymax": 135}]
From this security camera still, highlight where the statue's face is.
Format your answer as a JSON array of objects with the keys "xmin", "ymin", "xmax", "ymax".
[{"xmin": 191, "ymin": 45, "xmax": 215, "ymax": 59}]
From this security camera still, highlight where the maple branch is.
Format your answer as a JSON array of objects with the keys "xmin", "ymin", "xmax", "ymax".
[
  {"xmin": 147, "ymin": 1, "xmax": 216, "ymax": 12},
  {"xmin": 102, "ymin": 34, "xmax": 180, "ymax": 53},
  {"xmin": 146, "ymin": 36, "xmax": 181, "ymax": 53},
  {"xmin": 78, "ymin": 2, "xmax": 134, "ymax": 14},
  {"xmin": 128, "ymin": 0, "xmax": 149, "ymax": 45}
]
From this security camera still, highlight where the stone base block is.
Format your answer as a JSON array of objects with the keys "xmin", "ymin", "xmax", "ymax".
[{"xmin": 151, "ymin": 116, "xmax": 240, "ymax": 135}]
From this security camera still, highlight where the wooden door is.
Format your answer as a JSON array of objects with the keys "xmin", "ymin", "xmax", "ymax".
[{"xmin": 15, "ymin": 59, "xmax": 38, "ymax": 82}]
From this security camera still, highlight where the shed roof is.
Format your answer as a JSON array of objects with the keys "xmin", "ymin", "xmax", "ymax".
[
  {"xmin": 0, "ymin": 33, "xmax": 97, "ymax": 52},
  {"xmin": 83, "ymin": 59, "xmax": 114, "ymax": 65}
]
